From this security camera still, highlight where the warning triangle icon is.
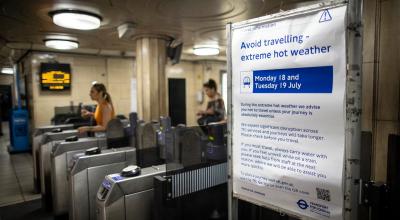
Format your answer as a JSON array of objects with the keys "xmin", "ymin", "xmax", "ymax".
[{"xmin": 319, "ymin": 9, "xmax": 332, "ymax": 23}]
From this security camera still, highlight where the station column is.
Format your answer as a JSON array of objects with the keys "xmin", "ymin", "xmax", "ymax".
[{"xmin": 135, "ymin": 36, "xmax": 169, "ymax": 121}]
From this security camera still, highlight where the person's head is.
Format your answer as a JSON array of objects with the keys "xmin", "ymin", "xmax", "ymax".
[
  {"xmin": 90, "ymin": 83, "xmax": 112, "ymax": 104},
  {"xmin": 203, "ymin": 79, "xmax": 217, "ymax": 98}
]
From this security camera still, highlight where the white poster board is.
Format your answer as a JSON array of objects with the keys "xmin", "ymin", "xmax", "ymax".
[{"xmin": 230, "ymin": 4, "xmax": 347, "ymax": 220}]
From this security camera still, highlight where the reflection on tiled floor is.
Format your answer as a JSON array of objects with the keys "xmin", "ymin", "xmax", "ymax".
[{"xmin": 0, "ymin": 121, "xmax": 41, "ymax": 207}]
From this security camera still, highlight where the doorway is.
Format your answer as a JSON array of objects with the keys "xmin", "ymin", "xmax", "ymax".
[
  {"xmin": 0, "ymin": 85, "xmax": 12, "ymax": 121},
  {"xmin": 168, "ymin": 78, "xmax": 186, "ymax": 126}
]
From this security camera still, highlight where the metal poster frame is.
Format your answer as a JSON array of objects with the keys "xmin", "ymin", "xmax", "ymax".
[{"xmin": 226, "ymin": 0, "xmax": 363, "ymax": 219}]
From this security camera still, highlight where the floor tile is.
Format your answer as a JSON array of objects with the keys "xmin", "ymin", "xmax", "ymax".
[
  {"xmin": 0, "ymin": 192, "xmax": 23, "ymax": 201},
  {"xmin": 0, "ymin": 192, "xmax": 22, "ymax": 199},
  {"xmin": 0, "ymin": 178, "xmax": 20, "ymax": 185},
  {"xmin": 0, "ymin": 122, "xmax": 40, "ymax": 207},
  {"xmin": 0, "ymin": 169, "xmax": 15, "ymax": 176},
  {"xmin": 0, "ymin": 187, "xmax": 21, "ymax": 196}
]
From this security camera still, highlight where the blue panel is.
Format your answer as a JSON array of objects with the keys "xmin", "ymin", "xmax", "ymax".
[
  {"xmin": 252, "ymin": 66, "xmax": 333, "ymax": 93},
  {"xmin": 9, "ymin": 109, "xmax": 30, "ymax": 152}
]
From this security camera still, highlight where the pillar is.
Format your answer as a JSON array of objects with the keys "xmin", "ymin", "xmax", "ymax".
[
  {"xmin": 362, "ymin": 0, "xmax": 400, "ymax": 182},
  {"xmin": 135, "ymin": 36, "xmax": 169, "ymax": 121}
]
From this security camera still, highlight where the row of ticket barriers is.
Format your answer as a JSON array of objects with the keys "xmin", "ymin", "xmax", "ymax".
[{"xmin": 32, "ymin": 113, "xmax": 228, "ymax": 220}]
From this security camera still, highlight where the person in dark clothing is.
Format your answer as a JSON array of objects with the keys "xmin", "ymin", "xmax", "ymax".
[{"xmin": 197, "ymin": 79, "xmax": 226, "ymax": 125}]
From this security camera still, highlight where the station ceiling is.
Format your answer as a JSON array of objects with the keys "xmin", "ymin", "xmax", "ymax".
[{"xmin": 0, "ymin": 0, "xmax": 317, "ymax": 66}]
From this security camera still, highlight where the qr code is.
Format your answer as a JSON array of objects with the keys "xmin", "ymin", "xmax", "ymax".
[{"xmin": 316, "ymin": 187, "xmax": 331, "ymax": 201}]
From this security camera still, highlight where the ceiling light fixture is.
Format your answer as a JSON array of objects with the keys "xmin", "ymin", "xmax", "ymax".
[
  {"xmin": 193, "ymin": 46, "xmax": 220, "ymax": 56},
  {"xmin": 44, "ymin": 39, "xmax": 79, "ymax": 50},
  {"xmin": 1, "ymin": 67, "xmax": 14, "ymax": 74},
  {"xmin": 50, "ymin": 10, "xmax": 102, "ymax": 30}
]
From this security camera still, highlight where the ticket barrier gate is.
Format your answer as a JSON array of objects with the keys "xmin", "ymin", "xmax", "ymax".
[
  {"xmin": 94, "ymin": 117, "xmax": 173, "ymax": 220},
  {"xmin": 50, "ymin": 137, "xmax": 108, "ymax": 215},
  {"xmin": 38, "ymin": 133, "xmax": 90, "ymax": 207},
  {"xmin": 155, "ymin": 117, "xmax": 188, "ymax": 165},
  {"xmin": 52, "ymin": 104, "xmax": 94, "ymax": 126},
  {"xmin": 40, "ymin": 118, "xmax": 129, "ymax": 214},
  {"xmin": 33, "ymin": 129, "xmax": 85, "ymax": 193},
  {"xmin": 48, "ymin": 116, "xmax": 132, "ymax": 215},
  {"xmin": 33, "ymin": 124, "xmax": 74, "ymax": 137},
  {"xmin": 154, "ymin": 163, "xmax": 228, "ymax": 220},
  {"xmin": 136, "ymin": 120, "xmax": 162, "ymax": 167},
  {"xmin": 95, "ymin": 120, "xmax": 228, "ymax": 220},
  {"xmin": 69, "ymin": 147, "xmax": 136, "ymax": 220},
  {"xmin": 96, "ymin": 164, "xmax": 166, "ymax": 220},
  {"xmin": 35, "ymin": 104, "xmax": 96, "ymax": 137},
  {"xmin": 40, "ymin": 135, "xmax": 97, "ymax": 208},
  {"xmin": 153, "ymin": 123, "xmax": 228, "ymax": 220},
  {"xmin": 94, "ymin": 124, "xmax": 217, "ymax": 220},
  {"xmin": 69, "ymin": 115, "xmax": 163, "ymax": 219}
]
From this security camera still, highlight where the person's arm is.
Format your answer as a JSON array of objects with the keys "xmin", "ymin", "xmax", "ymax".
[
  {"xmin": 78, "ymin": 105, "xmax": 112, "ymax": 133},
  {"xmin": 197, "ymin": 108, "xmax": 215, "ymax": 116},
  {"xmin": 81, "ymin": 109, "xmax": 94, "ymax": 119},
  {"xmin": 215, "ymin": 99, "xmax": 226, "ymax": 116},
  {"xmin": 204, "ymin": 107, "xmax": 215, "ymax": 115},
  {"xmin": 197, "ymin": 100, "xmax": 215, "ymax": 116}
]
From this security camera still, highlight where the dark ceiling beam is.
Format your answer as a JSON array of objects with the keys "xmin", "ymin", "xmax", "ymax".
[{"xmin": 16, "ymin": 49, "xmax": 31, "ymax": 63}]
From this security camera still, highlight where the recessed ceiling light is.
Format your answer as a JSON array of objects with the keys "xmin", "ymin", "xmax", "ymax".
[
  {"xmin": 50, "ymin": 10, "xmax": 102, "ymax": 30},
  {"xmin": 193, "ymin": 46, "xmax": 220, "ymax": 56},
  {"xmin": 44, "ymin": 39, "xmax": 79, "ymax": 50},
  {"xmin": 1, "ymin": 67, "xmax": 14, "ymax": 74}
]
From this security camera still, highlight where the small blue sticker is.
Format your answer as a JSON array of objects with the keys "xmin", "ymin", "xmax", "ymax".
[{"xmin": 112, "ymin": 175, "xmax": 124, "ymax": 181}]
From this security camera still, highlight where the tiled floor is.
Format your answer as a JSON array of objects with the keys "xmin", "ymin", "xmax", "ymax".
[{"xmin": 0, "ymin": 121, "xmax": 41, "ymax": 207}]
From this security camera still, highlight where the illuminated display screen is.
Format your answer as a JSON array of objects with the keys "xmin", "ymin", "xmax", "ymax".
[{"xmin": 40, "ymin": 63, "xmax": 71, "ymax": 91}]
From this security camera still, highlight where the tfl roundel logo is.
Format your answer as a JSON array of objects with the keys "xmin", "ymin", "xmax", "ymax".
[{"xmin": 297, "ymin": 199, "xmax": 309, "ymax": 210}]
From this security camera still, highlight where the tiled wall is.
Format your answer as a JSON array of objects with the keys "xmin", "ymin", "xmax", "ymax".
[
  {"xmin": 362, "ymin": 0, "xmax": 400, "ymax": 182},
  {"xmin": 107, "ymin": 58, "xmax": 135, "ymax": 118},
  {"xmin": 26, "ymin": 52, "xmax": 226, "ymax": 128},
  {"xmin": 28, "ymin": 53, "xmax": 135, "ymax": 127}
]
